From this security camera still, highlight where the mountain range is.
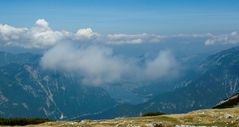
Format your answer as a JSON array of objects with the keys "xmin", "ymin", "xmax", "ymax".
[
  {"xmin": 77, "ymin": 46, "xmax": 239, "ymax": 119},
  {"xmin": 1, "ymin": 46, "xmax": 239, "ymax": 119}
]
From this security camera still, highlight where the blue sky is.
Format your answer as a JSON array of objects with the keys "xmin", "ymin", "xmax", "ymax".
[{"xmin": 0, "ymin": 0, "xmax": 239, "ymax": 34}]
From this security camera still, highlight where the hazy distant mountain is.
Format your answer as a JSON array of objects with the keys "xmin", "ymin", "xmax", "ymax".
[{"xmin": 0, "ymin": 52, "xmax": 116, "ymax": 119}]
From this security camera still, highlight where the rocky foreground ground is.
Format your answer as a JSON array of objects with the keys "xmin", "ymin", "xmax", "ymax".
[{"xmin": 3, "ymin": 106, "xmax": 239, "ymax": 127}]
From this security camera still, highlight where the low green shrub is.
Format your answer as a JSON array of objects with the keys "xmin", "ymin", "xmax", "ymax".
[
  {"xmin": 142, "ymin": 112, "xmax": 165, "ymax": 117},
  {"xmin": 0, "ymin": 118, "xmax": 52, "ymax": 126}
]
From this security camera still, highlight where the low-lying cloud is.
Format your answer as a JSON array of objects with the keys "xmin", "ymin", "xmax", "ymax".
[
  {"xmin": 41, "ymin": 43, "xmax": 178, "ymax": 85},
  {"xmin": 41, "ymin": 44, "xmax": 133, "ymax": 85},
  {"xmin": 145, "ymin": 51, "xmax": 178, "ymax": 80}
]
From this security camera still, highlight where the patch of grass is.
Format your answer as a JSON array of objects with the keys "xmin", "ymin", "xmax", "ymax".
[
  {"xmin": 156, "ymin": 116, "xmax": 181, "ymax": 124},
  {"xmin": 0, "ymin": 118, "xmax": 52, "ymax": 126}
]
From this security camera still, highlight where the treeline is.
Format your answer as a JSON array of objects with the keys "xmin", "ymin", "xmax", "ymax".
[{"xmin": 0, "ymin": 118, "xmax": 51, "ymax": 126}]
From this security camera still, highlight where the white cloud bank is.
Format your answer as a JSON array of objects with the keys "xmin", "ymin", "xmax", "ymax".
[
  {"xmin": 0, "ymin": 19, "xmax": 101, "ymax": 48},
  {"xmin": 205, "ymin": 32, "xmax": 239, "ymax": 45},
  {"xmin": 41, "ymin": 43, "xmax": 178, "ymax": 85},
  {"xmin": 0, "ymin": 24, "xmax": 27, "ymax": 42},
  {"xmin": 0, "ymin": 19, "xmax": 163, "ymax": 49},
  {"xmin": 1, "ymin": 19, "xmax": 239, "ymax": 48},
  {"xmin": 0, "ymin": 19, "xmax": 70, "ymax": 48},
  {"xmin": 106, "ymin": 33, "xmax": 161, "ymax": 45}
]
